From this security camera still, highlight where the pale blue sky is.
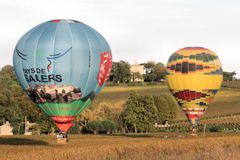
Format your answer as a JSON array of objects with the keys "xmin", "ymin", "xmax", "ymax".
[{"xmin": 1, "ymin": 0, "xmax": 240, "ymax": 76}]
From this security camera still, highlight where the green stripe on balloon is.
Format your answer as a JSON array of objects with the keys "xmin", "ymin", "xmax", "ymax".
[{"xmin": 37, "ymin": 99, "xmax": 92, "ymax": 116}]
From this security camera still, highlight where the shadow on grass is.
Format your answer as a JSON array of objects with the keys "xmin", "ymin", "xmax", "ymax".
[
  {"xmin": 116, "ymin": 133, "xmax": 188, "ymax": 139},
  {"xmin": 121, "ymin": 133, "xmax": 153, "ymax": 138},
  {"xmin": 0, "ymin": 137, "xmax": 49, "ymax": 145}
]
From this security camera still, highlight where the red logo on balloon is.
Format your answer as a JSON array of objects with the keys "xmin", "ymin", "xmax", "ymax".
[{"xmin": 97, "ymin": 52, "xmax": 112, "ymax": 86}]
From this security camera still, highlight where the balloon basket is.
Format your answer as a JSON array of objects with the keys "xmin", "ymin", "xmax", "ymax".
[
  {"xmin": 190, "ymin": 128, "xmax": 198, "ymax": 137},
  {"xmin": 56, "ymin": 132, "xmax": 68, "ymax": 144},
  {"xmin": 57, "ymin": 137, "xmax": 68, "ymax": 144},
  {"xmin": 190, "ymin": 133, "xmax": 198, "ymax": 137}
]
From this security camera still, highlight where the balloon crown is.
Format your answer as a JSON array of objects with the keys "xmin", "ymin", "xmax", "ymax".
[{"xmin": 47, "ymin": 19, "xmax": 82, "ymax": 23}]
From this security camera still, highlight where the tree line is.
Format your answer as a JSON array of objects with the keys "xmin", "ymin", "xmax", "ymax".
[
  {"xmin": 0, "ymin": 65, "xmax": 178, "ymax": 134},
  {"xmin": 0, "ymin": 64, "xmax": 236, "ymax": 134},
  {"xmin": 109, "ymin": 61, "xmax": 166, "ymax": 83},
  {"xmin": 109, "ymin": 61, "xmax": 238, "ymax": 83}
]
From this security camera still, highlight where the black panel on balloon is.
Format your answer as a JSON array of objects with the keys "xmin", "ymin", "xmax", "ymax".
[
  {"xmin": 176, "ymin": 64, "xmax": 182, "ymax": 72},
  {"xmin": 189, "ymin": 55, "xmax": 196, "ymax": 59},
  {"xmin": 182, "ymin": 62, "xmax": 189, "ymax": 73},
  {"xmin": 171, "ymin": 65, "xmax": 176, "ymax": 70},
  {"xmin": 207, "ymin": 54, "xmax": 214, "ymax": 61},
  {"xmin": 196, "ymin": 54, "xmax": 203, "ymax": 61},
  {"xmin": 196, "ymin": 65, "xmax": 203, "ymax": 70},
  {"xmin": 189, "ymin": 63, "xmax": 196, "ymax": 72},
  {"xmin": 202, "ymin": 53, "xmax": 209, "ymax": 62}
]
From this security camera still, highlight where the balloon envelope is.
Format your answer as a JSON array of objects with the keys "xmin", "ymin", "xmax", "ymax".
[
  {"xmin": 13, "ymin": 19, "xmax": 112, "ymax": 132},
  {"xmin": 166, "ymin": 47, "xmax": 223, "ymax": 131}
]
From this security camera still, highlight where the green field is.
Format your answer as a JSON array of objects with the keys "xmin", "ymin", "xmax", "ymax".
[
  {"xmin": 0, "ymin": 134, "xmax": 239, "ymax": 160},
  {"xmin": 91, "ymin": 85, "xmax": 240, "ymax": 120}
]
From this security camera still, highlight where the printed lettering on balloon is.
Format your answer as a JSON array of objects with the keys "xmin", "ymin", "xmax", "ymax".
[
  {"xmin": 23, "ymin": 68, "xmax": 62, "ymax": 83},
  {"xmin": 16, "ymin": 47, "xmax": 73, "ymax": 83},
  {"xmin": 97, "ymin": 52, "xmax": 112, "ymax": 86}
]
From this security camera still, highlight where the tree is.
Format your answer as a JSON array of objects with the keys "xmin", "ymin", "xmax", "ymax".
[
  {"xmin": 77, "ymin": 102, "xmax": 123, "ymax": 133},
  {"xmin": 223, "ymin": 71, "xmax": 236, "ymax": 81},
  {"xmin": 110, "ymin": 61, "xmax": 131, "ymax": 83},
  {"xmin": 0, "ymin": 65, "xmax": 54, "ymax": 134},
  {"xmin": 143, "ymin": 61, "xmax": 166, "ymax": 82},
  {"xmin": 153, "ymin": 94, "xmax": 179, "ymax": 124},
  {"xmin": 102, "ymin": 120, "xmax": 117, "ymax": 134},
  {"xmin": 144, "ymin": 61, "xmax": 155, "ymax": 74},
  {"xmin": 131, "ymin": 72, "xmax": 143, "ymax": 82},
  {"xmin": 77, "ymin": 108, "xmax": 96, "ymax": 127},
  {"xmin": 69, "ymin": 121, "xmax": 80, "ymax": 134},
  {"xmin": 122, "ymin": 92, "xmax": 140, "ymax": 133},
  {"xmin": 86, "ymin": 120, "xmax": 103, "ymax": 134},
  {"xmin": 143, "ymin": 73, "xmax": 157, "ymax": 82},
  {"xmin": 95, "ymin": 103, "xmax": 122, "ymax": 125},
  {"xmin": 122, "ymin": 92, "xmax": 179, "ymax": 133},
  {"xmin": 36, "ymin": 113, "xmax": 57, "ymax": 134},
  {"xmin": 152, "ymin": 63, "xmax": 166, "ymax": 81},
  {"xmin": 138, "ymin": 95, "xmax": 158, "ymax": 132},
  {"xmin": 122, "ymin": 92, "xmax": 158, "ymax": 133}
]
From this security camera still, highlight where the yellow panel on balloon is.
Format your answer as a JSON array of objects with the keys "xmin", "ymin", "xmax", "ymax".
[{"xmin": 167, "ymin": 74, "xmax": 222, "ymax": 90}]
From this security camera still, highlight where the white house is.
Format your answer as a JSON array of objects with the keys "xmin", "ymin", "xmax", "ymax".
[
  {"xmin": 0, "ymin": 121, "xmax": 13, "ymax": 135},
  {"xmin": 130, "ymin": 64, "xmax": 145, "ymax": 82}
]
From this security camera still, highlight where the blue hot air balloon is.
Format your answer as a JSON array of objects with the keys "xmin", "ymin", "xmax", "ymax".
[{"xmin": 13, "ymin": 19, "xmax": 112, "ymax": 134}]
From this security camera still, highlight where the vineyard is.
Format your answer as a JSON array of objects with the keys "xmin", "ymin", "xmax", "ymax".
[
  {"xmin": 222, "ymin": 80, "xmax": 240, "ymax": 89},
  {"xmin": 160, "ymin": 113, "xmax": 240, "ymax": 132},
  {"xmin": 90, "ymin": 84, "xmax": 240, "ymax": 121},
  {"xmin": 90, "ymin": 83, "xmax": 240, "ymax": 133},
  {"xmin": 91, "ymin": 84, "xmax": 240, "ymax": 118}
]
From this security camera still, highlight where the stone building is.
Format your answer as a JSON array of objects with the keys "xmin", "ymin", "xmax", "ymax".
[
  {"xmin": 130, "ymin": 64, "xmax": 145, "ymax": 82},
  {"xmin": 0, "ymin": 121, "xmax": 13, "ymax": 135}
]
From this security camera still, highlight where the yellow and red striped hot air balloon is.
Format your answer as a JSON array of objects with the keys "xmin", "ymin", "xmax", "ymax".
[{"xmin": 166, "ymin": 47, "xmax": 223, "ymax": 134}]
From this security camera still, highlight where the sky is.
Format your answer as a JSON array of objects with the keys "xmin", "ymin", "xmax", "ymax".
[{"xmin": 1, "ymin": 0, "xmax": 240, "ymax": 76}]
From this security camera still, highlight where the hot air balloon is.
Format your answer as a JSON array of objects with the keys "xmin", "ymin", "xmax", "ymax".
[
  {"xmin": 166, "ymin": 47, "xmax": 223, "ymax": 134},
  {"xmin": 13, "ymin": 19, "xmax": 112, "ymax": 141}
]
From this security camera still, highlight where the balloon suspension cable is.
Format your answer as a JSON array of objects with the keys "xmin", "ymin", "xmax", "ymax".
[
  {"xmin": 191, "ymin": 125, "xmax": 198, "ymax": 136},
  {"xmin": 187, "ymin": 113, "xmax": 201, "ymax": 136}
]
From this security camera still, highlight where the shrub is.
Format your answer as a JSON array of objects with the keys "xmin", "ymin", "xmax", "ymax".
[
  {"xmin": 86, "ymin": 120, "xmax": 103, "ymax": 134},
  {"xmin": 102, "ymin": 120, "xmax": 117, "ymax": 134},
  {"xmin": 208, "ymin": 125, "xmax": 223, "ymax": 132},
  {"xmin": 69, "ymin": 122, "xmax": 80, "ymax": 134}
]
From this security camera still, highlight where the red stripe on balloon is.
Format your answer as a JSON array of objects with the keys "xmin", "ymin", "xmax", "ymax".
[
  {"xmin": 174, "ymin": 90, "xmax": 207, "ymax": 102},
  {"xmin": 50, "ymin": 116, "xmax": 75, "ymax": 123},
  {"xmin": 55, "ymin": 122, "xmax": 74, "ymax": 133},
  {"xmin": 183, "ymin": 109, "xmax": 205, "ymax": 112},
  {"xmin": 52, "ymin": 19, "xmax": 61, "ymax": 23},
  {"xmin": 178, "ymin": 47, "xmax": 208, "ymax": 51},
  {"xmin": 186, "ymin": 113, "xmax": 204, "ymax": 119},
  {"xmin": 50, "ymin": 116, "xmax": 76, "ymax": 132}
]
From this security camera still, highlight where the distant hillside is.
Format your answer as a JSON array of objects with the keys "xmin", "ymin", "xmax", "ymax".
[{"xmin": 89, "ymin": 85, "xmax": 240, "ymax": 120}]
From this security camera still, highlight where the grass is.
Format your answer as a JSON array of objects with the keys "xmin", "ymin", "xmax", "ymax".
[
  {"xmin": 207, "ymin": 88, "xmax": 240, "ymax": 116},
  {"xmin": 92, "ymin": 84, "xmax": 169, "ymax": 106},
  {"xmin": 90, "ymin": 84, "xmax": 240, "ymax": 120},
  {"xmin": 0, "ymin": 134, "xmax": 240, "ymax": 160}
]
